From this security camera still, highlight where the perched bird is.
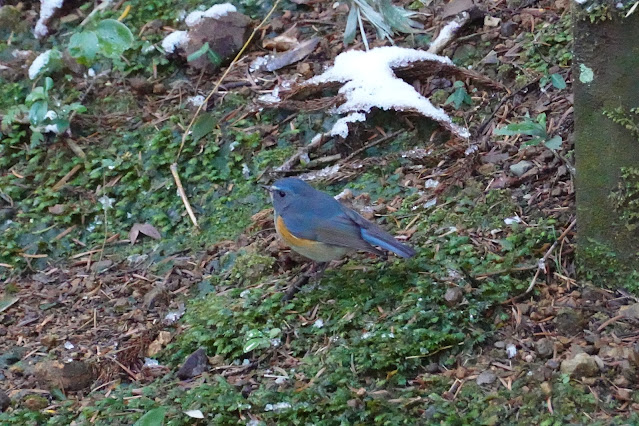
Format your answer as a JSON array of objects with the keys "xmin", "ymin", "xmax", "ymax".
[{"xmin": 266, "ymin": 178, "xmax": 416, "ymax": 263}]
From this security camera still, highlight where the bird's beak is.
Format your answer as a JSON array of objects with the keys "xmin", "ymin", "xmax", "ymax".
[{"xmin": 260, "ymin": 184, "xmax": 272, "ymax": 192}]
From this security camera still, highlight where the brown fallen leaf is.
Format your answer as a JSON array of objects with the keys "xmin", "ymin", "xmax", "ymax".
[
  {"xmin": 262, "ymin": 37, "xmax": 320, "ymax": 72},
  {"xmin": 129, "ymin": 223, "xmax": 162, "ymax": 245},
  {"xmin": 48, "ymin": 204, "xmax": 66, "ymax": 215},
  {"xmin": 263, "ymin": 34, "xmax": 299, "ymax": 51}
]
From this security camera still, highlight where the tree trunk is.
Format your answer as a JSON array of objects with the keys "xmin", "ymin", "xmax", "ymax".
[{"xmin": 573, "ymin": 9, "xmax": 639, "ymax": 285}]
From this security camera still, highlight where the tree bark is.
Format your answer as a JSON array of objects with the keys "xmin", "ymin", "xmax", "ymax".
[{"xmin": 573, "ymin": 9, "xmax": 639, "ymax": 284}]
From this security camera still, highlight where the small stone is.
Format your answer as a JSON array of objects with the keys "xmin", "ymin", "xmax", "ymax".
[
  {"xmin": 455, "ymin": 366, "xmax": 467, "ymax": 379},
  {"xmin": 494, "ymin": 341, "xmax": 506, "ymax": 349},
  {"xmin": 22, "ymin": 395, "xmax": 48, "ymax": 410},
  {"xmin": 619, "ymin": 303, "xmax": 639, "ymax": 319},
  {"xmin": 90, "ymin": 259, "xmax": 113, "ymax": 273},
  {"xmin": 34, "ymin": 360, "xmax": 94, "ymax": 391},
  {"xmin": 144, "ymin": 286, "xmax": 168, "ymax": 310},
  {"xmin": 444, "ymin": 287, "xmax": 464, "ymax": 306},
  {"xmin": 500, "ymin": 21, "xmax": 518, "ymax": 37},
  {"xmin": 0, "ymin": 390, "xmax": 10, "ymax": 412},
  {"xmin": 545, "ymin": 359, "xmax": 560, "ymax": 370},
  {"xmin": 509, "ymin": 160, "xmax": 534, "ymax": 177},
  {"xmin": 535, "ymin": 338, "xmax": 554, "ymax": 359},
  {"xmin": 40, "ymin": 335, "xmax": 58, "ymax": 350},
  {"xmin": 476, "ymin": 370, "xmax": 497, "ymax": 385},
  {"xmin": 177, "ymin": 347, "xmax": 209, "ymax": 380},
  {"xmin": 425, "ymin": 363, "xmax": 439, "ymax": 374},
  {"xmin": 560, "ymin": 353, "xmax": 599, "ymax": 378},
  {"xmin": 554, "ymin": 308, "xmax": 584, "ymax": 336}
]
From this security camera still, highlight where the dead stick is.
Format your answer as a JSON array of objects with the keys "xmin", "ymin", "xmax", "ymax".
[
  {"xmin": 524, "ymin": 218, "xmax": 577, "ymax": 295},
  {"xmin": 170, "ymin": 163, "xmax": 199, "ymax": 229},
  {"xmin": 277, "ymin": 132, "xmax": 329, "ymax": 171},
  {"xmin": 341, "ymin": 130, "xmax": 403, "ymax": 163}
]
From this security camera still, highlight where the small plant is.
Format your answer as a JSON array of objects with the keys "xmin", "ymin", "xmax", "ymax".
[
  {"xmin": 243, "ymin": 328, "xmax": 282, "ymax": 353},
  {"xmin": 445, "ymin": 81, "xmax": 473, "ymax": 110},
  {"xmin": 186, "ymin": 42, "xmax": 222, "ymax": 66},
  {"xmin": 494, "ymin": 113, "xmax": 563, "ymax": 150},
  {"xmin": 540, "ymin": 72, "xmax": 567, "ymax": 91},
  {"xmin": 1, "ymin": 77, "xmax": 86, "ymax": 146},
  {"xmin": 603, "ymin": 106, "xmax": 639, "ymax": 139},
  {"xmin": 67, "ymin": 19, "xmax": 133, "ymax": 66},
  {"xmin": 68, "ymin": 19, "xmax": 134, "ymax": 65},
  {"xmin": 343, "ymin": 0, "xmax": 422, "ymax": 49}
]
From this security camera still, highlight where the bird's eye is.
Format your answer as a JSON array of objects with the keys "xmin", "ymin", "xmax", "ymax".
[{"xmin": 278, "ymin": 191, "xmax": 286, "ymax": 198}]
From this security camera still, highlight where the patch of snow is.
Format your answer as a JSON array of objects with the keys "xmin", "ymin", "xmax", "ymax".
[
  {"xmin": 34, "ymin": 0, "xmax": 64, "ymax": 39},
  {"xmin": 258, "ymin": 85, "xmax": 281, "ymax": 104},
  {"xmin": 361, "ymin": 331, "xmax": 372, "ymax": 339},
  {"xmin": 28, "ymin": 50, "xmax": 53, "ymax": 80},
  {"xmin": 265, "ymin": 402, "xmax": 291, "ymax": 412},
  {"xmin": 144, "ymin": 358, "xmax": 160, "ymax": 367},
  {"xmin": 423, "ymin": 198, "xmax": 437, "ymax": 208},
  {"xmin": 250, "ymin": 56, "xmax": 269, "ymax": 73},
  {"xmin": 428, "ymin": 20, "xmax": 461, "ymax": 54},
  {"xmin": 313, "ymin": 319, "xmax": 324, "ymax": 328},
  {"xmin": 465, "ymin": 144, "xmax": 478, "ymax": 155},
  {"xmin": 187, "ymin": 95, "xmax": 206, "ymax": 106},
  {"xmin": 184, "ymin": 410, "xmax": 204, "ymax": 419},
  {"xmin": 64, "ymin": 341, "xmax": 74, "ymax": 350},
  {"xmin": 306, "ymin": 47, "xmax": 469, "ymax": 138},
  {"xmin": 162, "ymin": 30, "xmax": 190, "ymax": 53},
  {"xmin": 504, "ymin": 215, "xmax": 521, "ymax": 225},
  {"xmin": 98, "ymin": 195, "xmax": 115, "ymax": 210},
  {"xmin": 299, "ymin": 164, "xmax": 341, "ymax": 181},
  {"xmin": 242, "ymin": 163, "xmax": 251, "ymax": 178},
  {"xmin": 185, "ymin": 3, "xmax": 236, "ymax": 27},
  {"xmin": 270, "ymin": 338, "xmax": 281, "ymax": 347},
  {"xmin": 424, "ymin": 179, "xmax": 439, "ymax": 189},
  {"xmin": 165, "ymin": 304, "xmax": 185, "ymax": 323},
  {"xmin": 43, "ymin": 124, "xmax": 60, "ymax": 134},
  {"xmin": 329, "ymin": 112, "xmax": 366, "ymax": 138},
  {"xmin": 506, "ymin": 343, "xmax": 517, "ymax": 359}
]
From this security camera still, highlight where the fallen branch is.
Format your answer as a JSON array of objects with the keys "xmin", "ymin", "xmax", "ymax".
[{"xmin": 170, "ymin": 163, "xmax": 199, "ymax": 229}]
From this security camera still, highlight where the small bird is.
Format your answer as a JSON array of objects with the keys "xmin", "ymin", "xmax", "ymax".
[{"xmin": 266, "ymin": 178, "xmax": 416, "ymax": 263}]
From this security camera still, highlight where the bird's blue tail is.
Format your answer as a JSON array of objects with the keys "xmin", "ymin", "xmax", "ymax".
[{"xmin": 361, "ymin": 229, "xmax": 416, "ymax": 258}]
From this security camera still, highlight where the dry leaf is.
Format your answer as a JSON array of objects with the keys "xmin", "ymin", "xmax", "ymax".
[{"xmin": 129, "ymin": 223, "xmax": 162, "ymax": 244}]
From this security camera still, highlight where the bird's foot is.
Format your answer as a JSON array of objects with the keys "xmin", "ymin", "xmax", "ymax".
[{"xmin": 282, "ymin": 262, "xmax": 328, "ymax": 302}]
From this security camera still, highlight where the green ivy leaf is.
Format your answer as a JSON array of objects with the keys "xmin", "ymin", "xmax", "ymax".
[
  {"xmin": 550, "ymin": 73, "xmax": 566, "ymax": 90},
  {"xmin": 544, "ymin": 135, "xmax": 563, "ymax": 150},
  {"xmin": 133, "ymin": 407, "xmax": 166, "ymax": 426},
  {"xmin": 29, "ymin": 100, "xmax": 48, "ymax": 125},
  {"xmin": 243, "ymin": 338, "xmax": 267, "ymax": 353},
  {"xmin": 68, "ymin": 31, "xmax": 100, "ymax": 63},
  {"xmin": 95, "ymin": 19, "xmax": 134, "ymax": 58},
  {"xmin": 187, "ymin": 42, "xmax": 210, "ymax": 62},
  {"xmin": 192, "ymin": 113, "xmax": 216, "ymax": 142}
]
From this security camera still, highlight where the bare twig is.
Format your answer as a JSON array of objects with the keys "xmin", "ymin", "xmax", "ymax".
[
  {"xmin": 340, "ymin": 130, "xmax": 404, "ymax": 164},
  {"xmin": 170, "ymin": 163, "xmax": 199, "ymax": 229},
  {"xmin": 524, "ymin": 218, "xmax": 577, "ymax": 295},
  {"xmin": 277, "ymin": 132, "xmax": 330, "ymax": 172}
]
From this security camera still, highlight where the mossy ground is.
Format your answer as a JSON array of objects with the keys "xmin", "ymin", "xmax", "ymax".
[{"xmin": 3, "ymin": 0, "xmax": 634, "ymax": 425}]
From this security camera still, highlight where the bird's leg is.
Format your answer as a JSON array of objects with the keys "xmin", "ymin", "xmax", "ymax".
[
  {"xmin": 310, "ymin": 262, "xmax": 328, "ymax": 280},
  {"xmin": 282, "ymin": 262, "xmax": 328, "ymax": 302}
]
